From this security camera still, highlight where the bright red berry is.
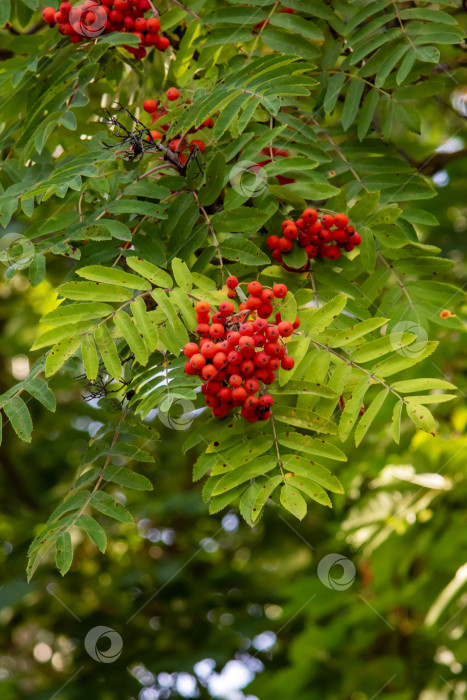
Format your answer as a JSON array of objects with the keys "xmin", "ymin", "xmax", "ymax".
[
  {"xmin": 143, "ymin": 99, "xmax": 158, "ymax": 113},
  {"xmin": 273, "ymin": 284, "xmax": 287, "ymax": 299},
  {"xmin": 281, "ymin": 356, "xmax": 295, "ymax": 370},
  {"xmin": 321, "ymin": 214, "xmax": 335, "ymax": 229},
  {"xmin": 226, "ymin": 276, "xmax": 238, "ymax": 289},
  {"xmin": 334, "ymin": 213, "xmax": 349, "ymax": 229},
  {"xmin": 166, "ymin": 87, "xmax": 180, "ymax": 101},
  {"xmin": 190, "ymin": 354, "xmax": 206, "ymax": 370},
  {"xmin": 184, "ymin": 342, "xmax": 199, "ymax": 358},
  {"xmin": 278, "ymin": 321, "xmax": 294, "ymax": 337},
  {"xmin": 247, "ymin": 281, "xmax": 262, "ymax": 296}
]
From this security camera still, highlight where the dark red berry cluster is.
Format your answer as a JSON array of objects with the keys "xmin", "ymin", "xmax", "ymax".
[
  {"xmin": 42, "ymin": 1, "xmax": 169, "ymax": 59},
  {"xmin": 143, "ymin": 89, "xmax": 213, "ymax": 165},
  {"xmin": 268, "ymin": 209, "xmax": 362, "ymax": 265},
  {"xmin": 184, "ymin": 277, "xmax": 298, "ymax": 423}
]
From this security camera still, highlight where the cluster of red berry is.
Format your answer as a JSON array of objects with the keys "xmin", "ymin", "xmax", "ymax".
[
  {"xmin": 143, "ymin": 89, "xmax": 213, "ymax": 164},
  {"xmin": 41, "ymin": 1, "xmax": 169, "ymax": 58},
  {"xmin": 184, "ymin": 278, "xmax": 298, "ymax": 423},
  {"xmin": 267, "ymin": 209, "xmax": 362, "ymax": 265}
]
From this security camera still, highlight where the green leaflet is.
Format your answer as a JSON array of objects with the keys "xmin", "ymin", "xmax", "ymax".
[
  {"xmin": 55, "ymin": 533, "xmax": 73, "ymax": 576},
  {"xmin": 130, "ymin": 297, "xmax": 159, "ymax": 353},
  {"xmin": 57, "ymin": 282, "xmax": 134, "ymax": 302},
  {"xmin": 281, "ymin": 454, "xmax": 344, "ymax": 493},
  {"xmin": 280, "ymin": 483, "xmax": 307, "ymax": 520},
  {"xmin": 76, "ymin": 265, "xmax": 152, "ymax": 291},
  {"xmin": 354, "ymin": 388, "xmax": 389, "ymax": 446},
  {"xmin": 126, "ymin": 257, "xmax": 173, "ymax": 288},
  {"xmin": 90, "ymin": 492, "xmax": 134, "ymax": 523},
  {"xmin": 102, "ymin": 465, "xmax": 153, "ymax": 491},
  {"xmin": 3, "ymin": 396, "xmax": 33, "ymax": 443},
  {"xmin": 210, "ymin": 457, "xmax": 278, "ymax": 497},
  {"xmin": 81, "ymin": 335, "xmax": 99, "ymax": 382},
  {"xmin": 94, "ymin": 325, "xmax": 122, "ymax": 380},
  {"xmin": 75, "ymin": 515, "xmax": 107, "ymax": 553},
  {"xmin": 45, "ymin": 336, "xmax": 81, "ymax": 377},
  {"xmin": 285, "ymin": 475, "xmax": 332, "ymax": 508},
  {"xmin": 114, "ymin": 311, "xmax": 148, "ymax": 366}
]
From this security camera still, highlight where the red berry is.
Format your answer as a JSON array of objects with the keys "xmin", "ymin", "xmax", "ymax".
[
  {"xmin": 227, "ymin": 350, "xmax": 242, "ymax": 365},
  {"xmin": 229, "ymin": 374, "xmax": 243, "ymax": 388},
  {"xmin": 302, "ymin": 208, "xmax": 318, "ymax": 224},
  {"xmin": 206, "ymin": 380, "xmax": 222, "ymax": 395},
  {"xmin": 239, "ymin": 336, "xmax": 255, "ymax": 351},
  {"xmin": 254, "ymin": 352, "xmax": 269, "ymax": 368},
  {"xmin": 283, "ymin": 224, "xmax": 298, "ymax": 240},
  {"xmin": 209, "ymin": 323, "xmax": 225, "ymax": 339},
  {"xmin": 273, "ymin": 283, "xmax": 287, "ymax": 299},
  {"xmin": 143, "ymin": 99, "xmax": 158, "ymax": 114},
  {"xmin": 334, "ymin": 213, "xmax": 349, "ymax": 229},
  {"xmin": 212, "ymin": 352, "xmax": 227, "ymax": 369},
  {"xmin": 258, "ymin": 303, "xmax": 273, "ymax": 319},
  {"xmin": 195, "ymin": 301, "xmax": 210, "ymax": 314},
  {"xmin": 278, "ymin": 321, "xmax": 294, "ymax": 337},
  {"xmin": 134, "ymin": 17, "xmax": 147, "ymax": 31},
  {"xmin": 259, "ymin": 289, "xmax": 273, "ymax": 303},
  {"xmin": 184, "ymin": 342, "xmax": 199, "ymax": 358},
  {"xmin": 157, "ymin": 36, "xmax": 170, "ymax": 51},
  {"xmin": 196, "ymin": 323, "xmax": 210, "ymax": 337},
  {"xmin": 190, "ymin": 139, "xmax": 205, "ymax": 153},
  {"xmin": 147, "ymin": 16, "xmax": 161, "ymax": 32},
  {"xmin": 259, "ymin": 395, "xmax": 274, "ymax": 408},
  {"xmin": 240, "ymin": 360, "xmax": 255, "ymax": 375},
  {"xmin": 305, "ymin": 245, "xmax": 317, "ymax": 259},
  {"xmin": 202, "ymin": 365, "xmax": 218, "ymax": 381},
  {"xmin": 281, "ymin": 356, "xmax": 295, "ymax": 370},
  {"xmin": 321, "ymin": 214, "xmax": 335, "ymax": 229},
  {"xmin": 42, "ymin": 6, "xmax": 56, "ymax": 23},
  {"xmin": 293, "ymin": 317, "xmax": 301, "ymax": 329},
  {"xmin": 190, "ymin": 354, "xmax": 206, "ymax": 370},
  {"xmin": 226, "ymin": 276, "xmax": 238, "ymax": 289},
  {"xmin": 247, "ymin": 281, "xmax": 262, "ymax": 296},
  {"xmin": 232, "ymin": 387, "xmax": 247, "ymax": 405},
  {"xmin": 265, "ymin": 326, "xmax": 280, "ymax": 341},
  {"xmin": 272, "ymin": 250, "xmax": 282, "ymax": 262},
  {"xmin": 205, "ymin": 394, "xmax": 219, "ymax": 408},
  {"xmin": 333, "ymin": 229, "xmax": 348, "ymax": 244},
  {"xmin": 267, "ymin": 235, "xmax": 279, "ymax": 250},
  {"xmin": 244, "ymin": 395, "xmax": 259, "ymax": 410},
  {"xmin": 166, "ymin": 87, "xmax": 180, "ymax": 101},
  {"xmin": 219, "ymin": 387, "xmax": 232, "ymax": 402},
  {"xmin": 281, "ymin": 219, "xmax": 295, "ymax": 231},
  {"xmin": 184, "ymin": 360, "xmax": 197, "ymax": 376},
  {"xmin": 219, "ymin": 301, "xmax": 234, "ymax": 316},
  {"xmin": 349, "ymin": 232, "xmax": 362, "ymax": 246},
  {"xmin": 264, "ymin": 342, "xmax": 282, "ymax": 357},
  {"xmin": 327, "ymin": 245, "xmax": 341, "ymax": 260},
  {"xmin": 239, "ymin": 322, "xmax": 254, "ymax": 336},
  {"xmin": 244, "ymin": 378, "xmax": 259, "ymax": 394},
  {"xmin": 246, "ymin": 296, "xmax": 262, "ymax": 310},
  {"xmin": 201, "ymin": 341, "xmax": 217, "ymax": 358},
  {"xmin": 278, "ymin": 238, "xmax": 292, "ymax": 253}
]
